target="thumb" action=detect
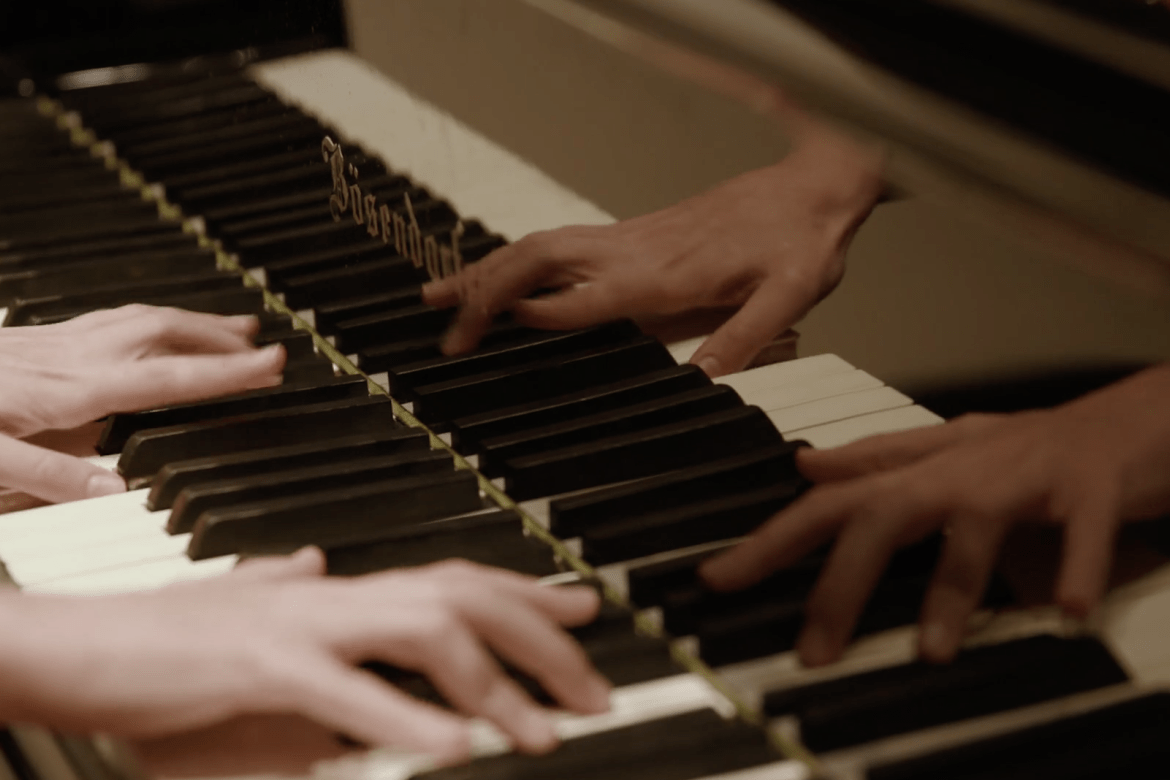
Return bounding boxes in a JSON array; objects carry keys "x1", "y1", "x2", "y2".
[
  {"x1": 0, "y1": 434, "x2": 125, "y2": 504},
  {"x1": 689, "y1": 276, "x2": 809, "y2": 377}
]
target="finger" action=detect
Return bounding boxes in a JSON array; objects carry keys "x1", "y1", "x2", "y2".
[
  {"x1": 281, "y1": 656, "x2": 472, "y2": 763},
  {"x1": 700, "y1": 485, "x2": 855, "y2": 591},
  {"x1": 917, "y1": 514, "x2": 1009, "y2": 663},
  {"x1": 114, "y1": 308, "x2": 260, "y2": 356},
  {"x1": 440, "y1": 231, "x2": 600, "y2": 355},
  {"x1": 411, "y1": 561, "x2": 601, "y2": 626},
  {"x1": 89, "y1": 345, "x2": 285, "y2": 418},
  {"x1": 689, "y1": 275, "x2": 810, "y2": 377},
  {"x1": 797, "y1": 516, "x2": 907, "y2": 666},
  {"x1": 385, "y1": 616, "x2": 559, "y2": 754},
  {"x1": 798, "y1": 414, "x2": 996, "y2": 483},
  {"x1": 511, "y1": 282, "x2": 629, "y2": 331},
  {"x1": 1056, "y1": 488, "x2": 1119, "y2": 618},
  {"x1": 421, "y1": 275, "x2": 461, "y2": 309},
  {"x1": 0, "y1": 434, "x2": 125, "y2": 503},
  {"x1": 451, "y1": 586, "x2": 610, "y2": 715},
  {"x1": 232, "y1": 547, "x2": 326, "y2": 582}
]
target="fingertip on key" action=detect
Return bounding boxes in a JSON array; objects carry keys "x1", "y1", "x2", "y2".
[{"x1": 86, "y1": 472, "x2": 127, "y2": 499}]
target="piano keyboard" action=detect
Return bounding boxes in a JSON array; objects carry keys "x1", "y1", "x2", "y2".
[{"x1": 3, "y1": 46, "x2": 1170, "y2": 780}]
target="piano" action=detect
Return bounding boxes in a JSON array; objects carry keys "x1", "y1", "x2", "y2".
[{"x1": 3, "y1": 2, "x2": 1170, "y2": 780}]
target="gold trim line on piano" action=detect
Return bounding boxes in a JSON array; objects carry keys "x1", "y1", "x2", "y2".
[{"x1": 23, "y1": 86, "x2": 823, "y2": 774}]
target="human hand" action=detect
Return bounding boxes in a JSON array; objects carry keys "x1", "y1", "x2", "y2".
[
  {"x1": 701, "y1": 365, "x2": 1170, "y2": 665},
  {"x1": 423, "y1": 128, "x2": 883, "y2": 377},
  {"x1": 0, "y1": 550, "x2": 609, "y2": 763},
  {"x1": 0, "y1": 304, "x2": 285, "y2": 503}
]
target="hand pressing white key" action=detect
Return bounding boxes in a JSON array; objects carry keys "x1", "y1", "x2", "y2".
[
  {"x1": 0, "y1": 304, "x2": 285, "y2": 503},
  {"x1": 423, "y1": 124, "x2": 883, "y2": 378},
  {"x1": 0, "y1": 551, "x2": 612, "y2": 765}
]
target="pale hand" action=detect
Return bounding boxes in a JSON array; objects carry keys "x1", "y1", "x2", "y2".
[
  {"x1": 0, "y1": 551, "x2": 610, "y2": 763},
  {"x1": 0, "y1": 305, "x2": 285, "y2": 503},
  {"x1": 423, "y1": 128, "x2": 883, "y2": 377},
  {"x1": 702, "y1": 365, "x2": 1170, "y2": 665}
]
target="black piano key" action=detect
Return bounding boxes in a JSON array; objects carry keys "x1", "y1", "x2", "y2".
[
  {"x1": 868, "y1": 692, "x2": 1170, "y2": 780},
  {"x1": 0, "y1": 214, "x2": 181, "y2": 255},
  {"x1": 168, "y1": 147, "x2": 325, "y2": 197},
  {"x1": 410, "y1": 338, "x2": 677, "y2": 426},
  {"x1": 187, "y1": 469, "x2": 483, "y2": 558},
  {"x1": 281, "y1": 256, "x2": 424, "y2": 310},
  {"x1": 118, "y1": 396, "x2": 401, "y2": 479},
  {"x1": 504, "y1": 406, "x2": 786, "y2": 501},
  {"x1": 110, "y1": 102, "x2": 293, "y2": 152},
  {"x1": 477, "y1": 385, "x2": 742, "y2": 477},
  {"x1": 627, "y1": 549, "x2": 728, "y2": 609},
  {"x1": 169, "y1": 449, "x2": 454, "y2": 534},
  {"x1": 234, "y1": 221, "x2": 384, "y2": 267},
  {"x1": 0, "y1": 199, "x2": 162, "y2": 239},
  {"x1": 261, "y1": 240, "x2": 402, "y2": 286},
  {"x1": 549, "y1": 443, "x2": 804, "y2": 538},
  {"x1": 657, "y1": 559, "x2": 824, "y2": 637},
  {"x1": 4, "y1": 271, "x2": 244, "y2": 326},
  {"x1": 98, "y1": 374, "x2": 370, "y2": 454},
  {"x1": 762, "y1": 634, "x2": 1127, "y2": 753},
  {"x1": 86, "y1": 85, "x2": 274, "y2": 133},
  {"x1": 280, "y1": 356, "x2": 338, "y2": 385},
  {"x1": 356, "y1": 320, "x2": 535, "y2": 375},
  {"x1": 332, "y1": 303, "x2": 452, "y2": 354},
  {"x1": 124, "y1": 110, "x2": 317, "y2": 159},
  {"x1": 580, "y1": 480, "x2": 805, "y2": 565},
  {"x1": 24, "y1": 285, "x2": 269, "y2": 327},
  {"x1": 0, "y1": 180, "x2": 136, "y2": 214},
  {"x1": 325, "y1": 508, "x2": 558, "y2": 577},
  {"x1": 451, "y1": 364, "x2": 711, "y2": 454},
  {"x1": 411, "y1": 708, "x2": 775, "y2": 780},
  {"x1": 307, "y1": 286, "x2": 424, "y2": 335},
  {"x1": 172, "y1": 150, "x2": 377, "y2": 210},
  {"x1": 148, "y1": 429, "x2": 431, "y2": 511},
  {"x1": 390, "y1": 320, "x2": 641, "y2": 395},
  {"x1": 0, "y1": 248, "x2": 218, "y2": 305},
  {"x1": 0, "y1": 229, "x2": 194, "y2": 271}
]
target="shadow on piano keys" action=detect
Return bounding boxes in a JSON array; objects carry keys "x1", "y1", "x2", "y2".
[{"x1": 2, "y1": 46, "x2": 1170, "y2": 780}]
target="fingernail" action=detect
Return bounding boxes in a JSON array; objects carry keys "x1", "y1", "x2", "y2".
[
  {"x1": 421, "y1": 282, "x2": 437, "y2": 301},
  {"x1": 919, "y1": 621, "x2": 953, "y2": 663},
  {"x1": 517, "y1": 709, "x2": 558, "y2": 754},
  {"x1": 695, "y1": 356, "x2": 720, "y2": 378},
  {"x1": 86, "y1": 472, "x2": 127, "y2": 498},
  {"x1": 797, "y1": 624, "x2": 835, "y2": 667},
  {"x1": 584, "y1": 675, "x2": 612, "y2": 713}
]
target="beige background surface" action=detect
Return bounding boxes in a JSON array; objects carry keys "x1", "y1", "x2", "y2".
[{"x1": 344, "y1": 0, "x2": 1170, "y2": 393}]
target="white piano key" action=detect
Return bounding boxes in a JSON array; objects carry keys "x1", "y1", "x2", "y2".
[
  {"x1": 7, "y1": 533, "x2": 191, "y2": 587},
  {"x1": 768, "y1": 386, "x2": 913, "y2": 435},
  {"x1": 667, "y1": 335, "x2": 706, "y2": 365},
  {"x1": 0, "y1": 490, "x2": 154, "y2": 545},
  {"x1": 736, "y1": 369, "x2": 884, "y2": 413},
  {"x1": 715, "y1": 354, "x2": 856, "y2": 400},
  {"x1": 24, "y1": 553, "x2": 236, "y2": 596},
  {"x1": 788, "y1": 405, "x2": 944, "y2": 449},
  {"x1": 84, "y1": 453, "x2": 121, "y2": 470},
  {"x1": 250, "y1": 50, "x2": 615, "y2": 242}
]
